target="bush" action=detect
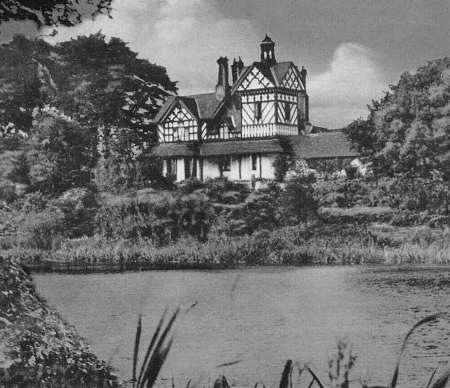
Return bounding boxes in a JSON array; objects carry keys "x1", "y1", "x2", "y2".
[
  {"x1": 53, "y1": 187, "x2": 100, "y2": 238},
  {"x1": 0, "y1": 259, "x2": 119, "y2": 387},
  {"x1": 16, "y1": 208, "x2": 65, "y2": 250},
  {"x1": 0, "y1": 181, "x2": 17, "y2": 203},
  {"x1": 96, "y1": 190, "x2": 214, "y2": 243}
]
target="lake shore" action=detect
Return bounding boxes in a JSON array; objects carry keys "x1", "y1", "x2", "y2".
[
  {"x1": 0, "y1": 258, "x2": 120, "y2": 387},
  {"x1": 3, "y1": 223, "x2": 449, "y2": 274}
]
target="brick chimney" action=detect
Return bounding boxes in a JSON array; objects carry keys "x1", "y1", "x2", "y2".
[
  {"x1": 300, "y1": 66, "x2": 307, "y2": 89},
  {"x1": 231, "y1": 58, "x2": 238, "y2": 84},
  {"x1": 215, "y1": 56, "x2": 229, "y2": 100}
]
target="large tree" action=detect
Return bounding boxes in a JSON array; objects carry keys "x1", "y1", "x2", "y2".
[
  {"x1": 0, "y1": 0, "x2": 112, "y2": 29},
  {"x1": 0, "y1": 34, "x2": 177, "y2": 196},
  {"x1": 346, "y1": 57, "x2": 450, "y2": 179}
]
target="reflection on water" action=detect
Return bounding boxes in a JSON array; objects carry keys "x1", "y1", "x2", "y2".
[{"x1": 33, "y1": 266, "x2": 450, "y2": 387}]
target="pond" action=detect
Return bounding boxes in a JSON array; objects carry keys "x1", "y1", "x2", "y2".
[{"x1": 33, "y1": 266, "x2": 450, "y2": 387}]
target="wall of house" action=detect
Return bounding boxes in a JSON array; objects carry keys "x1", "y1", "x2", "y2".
[
  {"x1": 201, "y1": 154, "x2": 276, "y2": 181},
  {"x1": 162, "y1": 154, "x2": 277, "y2": 182}
]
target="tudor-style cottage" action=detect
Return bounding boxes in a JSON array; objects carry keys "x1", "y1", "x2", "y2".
[{"x1": 153, "y1": 36, "x2": 357, "y2": 182}]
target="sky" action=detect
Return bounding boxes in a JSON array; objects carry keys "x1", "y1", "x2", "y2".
[{"x1": 1, "y1": 0, "x2": 449, "y2": 128}]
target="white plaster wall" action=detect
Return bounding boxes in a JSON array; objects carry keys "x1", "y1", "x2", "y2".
[
  {"x1": 176, "y1": 157, "x2": 185, "y2": 181},
  {"x1": 260, "y1": 154, "x2": 276, "y2": 179},
  {"x1": 201, "y1": 154, "x2": 276, "y2": 181},
  {"x1": 203, "y1": 158, "x2": 221, "y2": 180}
]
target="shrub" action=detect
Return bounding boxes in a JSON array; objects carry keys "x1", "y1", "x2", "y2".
[
  {"x1": 16, "y1": 208, "x2": 65, "y2": 250},
  {"x1": 96, "y1": 190, "x2": 214, "y2": 243},
  {"x1": 282, "y1": 164, "x2": 318, "y2": 224},
  {"x1": 0, "y1": 181, "x2": 17, "y2": 203},
  {"x1": 53, "y1": 187, "x2": 100, "y2": 238}
]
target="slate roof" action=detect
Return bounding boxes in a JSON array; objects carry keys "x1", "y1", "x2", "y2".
[
  {"x1": 152, "y1": 143, "x2": 198, "y2": 157},
  {"x1": 186, "y1": 93, "x2": 220, "y2": 119},
  {"x1": 153, "y1": 92, "x2": 221, "y2": 124},
  {"x1": 152, "y1": 95, "x2": 176, "y2": 123},
  {"x1": 201, "y1": 138, "x2": 283, "y2": 156},
  {"x1": 271, "y1": 62, "x2": 293, "y2": 85},
  {"x1": 288, "y1": 132, "x2": 359, "y2": 159},
  {"x1": 153, "y1": 131, "x2": 358, "y2": 160}
]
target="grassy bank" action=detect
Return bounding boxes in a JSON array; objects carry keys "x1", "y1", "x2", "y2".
[
  {"x1": 2, "y1": 223, "x2": 449, "y2": 273},
  {"x1": 0, "y1": 258, "x2": 120, "y2": 387}
]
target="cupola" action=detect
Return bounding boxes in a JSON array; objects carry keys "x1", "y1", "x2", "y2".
[{"x1": 260, "y1": 34, "x2": 276, "y2": 65}]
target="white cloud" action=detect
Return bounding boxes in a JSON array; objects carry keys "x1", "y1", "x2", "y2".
[
  {"x1": 45, "y1": 0, "x2": 259, "y2": 95},
  {"x1": 308, "y1": 43, "x2": 388, "y2": 128}
]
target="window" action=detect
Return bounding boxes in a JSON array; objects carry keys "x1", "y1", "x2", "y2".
[
  {"x1": 251, "y1": 154, "x2": 258, "y2": 171},
  {"x1": 184, "y1": 158, "x2": 191, "y2": 179},
  {"x1": 285, "y1": 102, "x2": 291, "y2": 121},
  {"x1": 221, "y1": 156, "x2": 231, "y2": 172},
  {"x1": 254, "y1": 101, "x2": 262, "y2": 122},
  {"x1": 167, "y1": 158, "x2": 177, "y2": 176},
  {"x1": 173, "y1": 124, "x2": 182, "y2": 141}
]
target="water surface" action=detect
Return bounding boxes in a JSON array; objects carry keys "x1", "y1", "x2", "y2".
[{"x1": 33, "y1": 266, "x2": 450, "y2": 387}]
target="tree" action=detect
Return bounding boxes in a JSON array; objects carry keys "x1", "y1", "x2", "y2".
[
  {"x1": 345, "y1": 57, "x2": 450, "y2": 179},
  {"x1": 282, "y1": 161, "x2": 319, "y2": 224},
  {"x1": 0, "y1": 0, "x2": 112, "y2": 29},
  {"x1": 0, "y1": 35, "x2": 56, "y2": 135},
  {"x1": 26, "y1": 111, "x2": 98, "y2": 193},
  {"x1": 0, "y1": 34, "x2": 177, "y2": 194}
]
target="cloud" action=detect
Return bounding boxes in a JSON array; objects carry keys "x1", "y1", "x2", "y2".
[
  {"x1": 44, "y1": 0, "x2": 259, "y2": 95},
  {"x1": 308, "y1": 43, "x2": 388, "y2": 128}
]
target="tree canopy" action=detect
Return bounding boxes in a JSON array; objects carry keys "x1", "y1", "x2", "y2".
[
  {"x1": 0, "y1": 0, "x2": 112, "y2": 29},
  {"x1": 346, "y1": 57, "x2": 450, "y2": 179},
  {"x1": 0, "y1": 33, "x2": 177, "y2": 197}
]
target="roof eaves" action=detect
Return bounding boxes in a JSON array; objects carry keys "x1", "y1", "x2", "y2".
[{"x1": 152, "y1": 96, "x2": 177, "y2": 124}]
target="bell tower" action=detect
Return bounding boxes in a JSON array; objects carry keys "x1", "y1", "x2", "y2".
[{"x1": 260, "y1": 34, "x2": 276, "y2": 65}]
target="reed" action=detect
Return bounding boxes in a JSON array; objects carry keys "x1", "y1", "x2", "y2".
[{"x1": 129, "y1": 312, "x2": 450, "y2": 388}]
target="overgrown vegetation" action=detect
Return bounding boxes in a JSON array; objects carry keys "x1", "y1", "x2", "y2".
[{"x1": 0, "y1": 259, "x2": 119, "y2": 387}]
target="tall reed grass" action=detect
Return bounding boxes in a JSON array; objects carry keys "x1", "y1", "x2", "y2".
[
  {"x1": 130, "y1": 312, "x2": 450, "y2": 388},
  {"x1": 2, "y1": 224, "x2": 450, "y2": 272}
]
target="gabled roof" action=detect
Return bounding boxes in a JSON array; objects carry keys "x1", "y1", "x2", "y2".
[
  {"x1": 153, "y1": 93, "x2": 221, "y2": 124},
  {"x1": 186, "y1": 93, "x2": 220, "y2": 119},
  {"x1": 271, "y1": 61, "x2": 294, "y2": 86},
  {"x1": 288, "y1": 131, "x2": 359, "y2": 159},
  {"x1": 152, "y1": 95, "x2": 177, "y2": 123}
]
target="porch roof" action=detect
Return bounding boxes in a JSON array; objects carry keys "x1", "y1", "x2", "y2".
[
  {"x1": 152, "y1": 143, "x2": 198, "y2": 157},
  {"x1": 200, "y1": 138, "x2": 283, "y2": 156}
]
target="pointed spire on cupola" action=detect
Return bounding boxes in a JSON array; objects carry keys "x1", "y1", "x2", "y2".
[{"x1": 260, "y1": 34, "x2": 276, "y2": 65}]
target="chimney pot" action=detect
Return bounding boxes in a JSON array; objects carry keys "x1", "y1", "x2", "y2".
[{"x1": 215, "y1": 56, "x2": 230, "y2": 100}]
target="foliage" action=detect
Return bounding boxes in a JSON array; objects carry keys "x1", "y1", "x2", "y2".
[
  {"x1": 26, "y1": 112, "x2": 97, "y2": 193},
  {"x1": 15, "y1": 207, "x2": 65, "y2": 250},
  {"x1": 0, "y1": 33, "x2": 177, "y2": 195},
  {"x1": 96, "y1": 190, "x2": 214, "y2": 243},
  {"x1": 0, "y1": 259, "x2": 119, "y2": 387},
  {"x1": 282, "y1": 160, "x2": 319, "y2": 224},
  {"x1": 345, "y1": 57, "x2": 450, "y2": 179},
  {"x1": 0, "y1": 0, "x2": 112, "y2": 29},
  {"x1": 53, "y1": 187, "x2": 100, "y2": 238}
]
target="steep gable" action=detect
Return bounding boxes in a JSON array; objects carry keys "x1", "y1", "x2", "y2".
[
  {"x1": 281, "y1": 65, "x2": 303, "y2": 90},
  {"x1": 237, "y1": 65, "x2": 274, "y2": 91}
]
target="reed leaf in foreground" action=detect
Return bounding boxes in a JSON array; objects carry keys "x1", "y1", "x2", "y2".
[
  {"x1": 132, "y1": 315, "x2": 142, "y2": 387},
  {"x1": 429, "y1": 369, "x2": 450, "y2": 388},
  {"x1": 133, "y1": 308, "x2": 180, "y2": 388},
  {"x1": 389, "y1": 313, "x2": 443, "y2": 388},
  {"x1": 279, "y1": 359, "x2": 292, "y2": 388},
  {"x1": 425, "y1": 368, "x2": 439, "y2": 388}
]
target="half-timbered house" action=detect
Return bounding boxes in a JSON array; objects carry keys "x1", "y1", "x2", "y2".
[{"x1": 152, "y1": 36, "x2": 357, "y2": 182}]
